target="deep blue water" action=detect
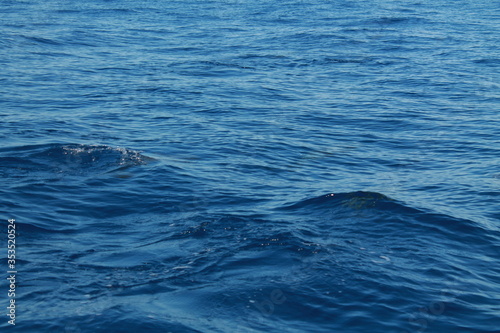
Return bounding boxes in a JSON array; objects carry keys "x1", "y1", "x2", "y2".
[{"x1": 1, "y1": 0, "x2": 500, "y2": 332}]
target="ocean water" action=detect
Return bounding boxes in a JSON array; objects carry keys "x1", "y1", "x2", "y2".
[{"x1": 1, "y1": 0, "x2": 499, "y2": 332}]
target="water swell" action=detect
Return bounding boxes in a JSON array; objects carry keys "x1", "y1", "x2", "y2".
[
  {"x1": 7, "y1": 187, "x2": 500, "y2": 332},
  {"x1": 0, "y1": 143, "x2": 154, "y2": 180},
  {"x1": 277, "y1": 191, "x2": 495, "y2": 247},
  {"x1": 2, "y1": 0, "x2": 500, "y2": 331}
]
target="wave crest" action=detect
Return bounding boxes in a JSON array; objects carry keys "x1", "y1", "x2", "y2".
[{"x1": 0, "y1": 143, "x2": 153, "y2": 180}]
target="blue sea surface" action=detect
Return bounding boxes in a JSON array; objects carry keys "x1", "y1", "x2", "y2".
[{"x1": 1, "y1": 0, "x2": 499, "y2": 332}]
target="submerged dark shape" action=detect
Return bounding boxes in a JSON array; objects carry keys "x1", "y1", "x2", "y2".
[{"x1": 279, "y1": 191, "x2": 391, "y2": 211}]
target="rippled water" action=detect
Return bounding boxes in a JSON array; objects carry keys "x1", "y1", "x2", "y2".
[{"x1": 1, "y1": 0, "x2": 499, "y2": 332}]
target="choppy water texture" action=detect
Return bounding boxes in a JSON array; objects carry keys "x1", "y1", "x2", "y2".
[{"x1": 1, "y1": 1, "x2": 499, "y2": 332}]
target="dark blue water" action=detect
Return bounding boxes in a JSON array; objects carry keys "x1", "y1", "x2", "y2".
[{"x1": 1, "y1": 1, "x2": 499, "y2": 332}]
